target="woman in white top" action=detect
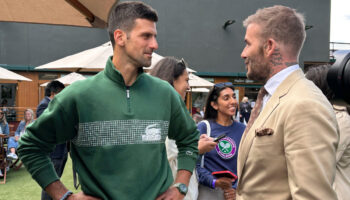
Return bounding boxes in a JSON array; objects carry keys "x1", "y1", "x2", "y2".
[{"x1": 150, "y1": 57, "x2": 217, "y2": 200}]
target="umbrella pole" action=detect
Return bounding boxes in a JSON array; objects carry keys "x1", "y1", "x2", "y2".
[{"x1": 186, "y1": 91, "x2": 192, "y2": 116}]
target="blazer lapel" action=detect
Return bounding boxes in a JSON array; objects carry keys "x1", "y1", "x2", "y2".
[
  {"x1": 238, "y1": 69, "x2": 305, "y2": 180},
  {"x1": 237, "y1": 96, "x2": 280, "y2": 177}
]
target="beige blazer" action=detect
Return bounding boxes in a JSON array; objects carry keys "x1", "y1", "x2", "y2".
[
  {"x1": 333, "y1": 105, "x2": 350, "y2": 200},
  {"x1": 236, "y1": 69, "x2": 339, "y2": 200}
]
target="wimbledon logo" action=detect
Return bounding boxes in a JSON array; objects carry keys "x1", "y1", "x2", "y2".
[{"x1": 215, "y1": 137, "x2": 236, "y2": 159}]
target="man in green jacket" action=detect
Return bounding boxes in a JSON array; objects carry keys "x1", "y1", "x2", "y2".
[{"x1": 18, "y1": 2, "x2": 199, "y2": 200}]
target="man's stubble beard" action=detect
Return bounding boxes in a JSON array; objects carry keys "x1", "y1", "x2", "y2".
[{"x1": 246, "y1": 47, "x2": 271, "y2": 84}]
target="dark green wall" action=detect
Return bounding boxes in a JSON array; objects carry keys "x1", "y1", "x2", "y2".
[
  {"x1": 1, "y1": 0, "x2": 330, "y2": 76},
  {"x1": 139, "y1": 0, "x2": 331, "y2": 75},
  {"x1": 0, "y1": 22, "x2": 109, "y2": 67}
]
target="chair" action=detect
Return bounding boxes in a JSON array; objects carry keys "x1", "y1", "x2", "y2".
[
  {"x1": 0, "y1": 134, "x2": 8, "y2": 184},
  {"x1": 9, "y1": 157, "x2": 22, "y2": 170},
  {"x1": 8, "y1": 121, "x2": 21, "y2": 136}
]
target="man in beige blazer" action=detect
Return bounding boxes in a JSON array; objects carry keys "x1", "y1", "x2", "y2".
[{"x1": 237, "y1": 5, "x2": 339, "y2": 200}]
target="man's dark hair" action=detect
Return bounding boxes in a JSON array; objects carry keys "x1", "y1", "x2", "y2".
[
  {"x1": 305, "y1": 65, "x2": 335, "y2": 101},
  {"x1": 107, "y1": 1, "x2": 158, "y2": 48},
  {"x1": 45, "y1": 80, "x2": 65, "y2": 97}
]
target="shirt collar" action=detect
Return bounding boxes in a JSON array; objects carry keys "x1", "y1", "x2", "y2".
[{"x1": 264, "y1": 64, "x2": 299, "y2": 96}]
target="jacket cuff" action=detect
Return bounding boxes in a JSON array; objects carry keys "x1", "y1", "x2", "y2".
[
  {"x1": 32, "y1": 163, "x2": 60, "y2": 189},
  {"x1": 177, "y1": 155, "x2": 197, "y2": 173}
]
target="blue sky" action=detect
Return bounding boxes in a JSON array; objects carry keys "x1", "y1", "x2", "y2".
[{"x1": 331, "y1": 0, "x2": 350, "y2": 43}]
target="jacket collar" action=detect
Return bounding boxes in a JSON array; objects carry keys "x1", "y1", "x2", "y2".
[
  {"x1": 45, "y1": 96, "x2": 51, "y2": 102},
  {"x1": 104, "y1": 56, "x2": 145, "y2": 86}
]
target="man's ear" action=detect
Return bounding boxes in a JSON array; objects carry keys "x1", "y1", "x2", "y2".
[
  {"x1": 114, "y1": 29, "x2": 126, "y2": 46},
  {"x1": 264, "y1": 38, "x2": 276, "y2": 57},
  {"x1": 210, "y1": 101, "x2": 218, "y2": 111}
]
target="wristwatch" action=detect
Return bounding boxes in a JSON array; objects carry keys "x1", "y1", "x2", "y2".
[{"x1": 173, "y1": 183, "x2": 188, "y2": 195}]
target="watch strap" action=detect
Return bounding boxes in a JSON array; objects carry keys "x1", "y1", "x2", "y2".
[{"x1": 173, "y1": 183, "x2": 188, "y2": 195}]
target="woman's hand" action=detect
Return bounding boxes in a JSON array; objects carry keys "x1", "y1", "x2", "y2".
[
  {"x1": 223, "y1": 188, "x2": 236, "y2": 200},
  {"x1": 215, "y1": 177, "x2": 232, "y2": 190},
  {"x1": 198, "y1": 134, "x2": 217, "y2": 154}
]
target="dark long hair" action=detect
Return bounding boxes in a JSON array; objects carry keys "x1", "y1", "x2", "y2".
[
  {"x1": 305, "y1": 64, "x2": 335, "y2": 101},
  {"x1": 0, "y1": 110, "x2": 7, "y2": 125},
  {"x1": 149, "y1": 57, "x2": 187, "y2": 86},
  {"x1": 204, "y1": 84, "x2": 235, "y2": 120}
]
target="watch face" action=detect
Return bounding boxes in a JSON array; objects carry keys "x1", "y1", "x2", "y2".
[{"x1": 178, "y1": 183, "x2": 188, "y2": 194}]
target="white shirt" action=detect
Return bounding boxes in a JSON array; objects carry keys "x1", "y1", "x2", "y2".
[{"x1": 262, "y1": 65, "x2": 300, "y2": 109}]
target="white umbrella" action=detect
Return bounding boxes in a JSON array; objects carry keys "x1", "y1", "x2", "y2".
[
  {"x1": 189, "y1": 73, "x2": 214, "y2": 88},
  {"x1": 36, "y1": 42, "x2": 112, "y2": 72},
  {"x1": 35, "y1": 42, "x2": 167, "y2": 72},
  {"x1": 0, "y1": 67, "x2": 32, "y2": 81},
  {"x1": 40, "y1": 72, "x2": 86, "y2": 86},
  {"x1": 191, "y1": 88, "x2": 210, "y2": 93}
]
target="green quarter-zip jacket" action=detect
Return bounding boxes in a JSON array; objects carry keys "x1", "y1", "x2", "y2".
[{"x1": 18, "y1": 57, "x2": 199, "y2": 200}]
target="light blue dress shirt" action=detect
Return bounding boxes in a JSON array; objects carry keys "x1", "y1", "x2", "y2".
[{"x1": 262, "y1": 65, "x2": 300, "y2": 109}]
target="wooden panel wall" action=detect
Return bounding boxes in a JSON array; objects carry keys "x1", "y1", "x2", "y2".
[
  {"x1": 16, "y1": 71, "x2": 40, "y2": 111},
  {"x1": 214, "y1": 77, "x2": 229, "y2": 84}
]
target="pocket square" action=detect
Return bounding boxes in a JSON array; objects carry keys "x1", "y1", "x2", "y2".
[{"x1": 255, "y1": 127, "x2": 274, "y2": 136}]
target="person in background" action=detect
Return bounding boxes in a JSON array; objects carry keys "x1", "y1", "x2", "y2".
[
  {"x1": 37, "y1": 80, "x2": 66, "y2": 200},
  {"x1": 150, "y1": 57, "x2": 190, "y2": 100},
  {"x1": 37, "y1": 80, "x2": 65, "y2": 117},
  {"x1": 7, "y1": 109, "x2": 35, "y2": 160},
  {"x1": 0, "y1": 109, "x2": 8, "y2": 178},
  {"x1": 192, "y1": 113, "x2": 203, "y2": 124},
  {"x1": 18, "y1": 2, "x2": 198, "y2": 200},
  {"x1": 150, "y1": 56, "x2": 216, "y2": 200},
  {"x1": 0, "y1": 99, "x2": 10, "y2": 117},
  {"x1": 239, "y1": 97, "x2": 251, "y2": 123},
  {"x1": 306, "y1": 64, "x2": 350, "y2": 200},
  {"x1": 0, "y1": 110, "x2": 9, "y2": 136},
  {"x1": 196, "y1": 82, "x2": 245, "y2": 200},
  {"x1": 237, "y1": 5, "x2": 338, "y2": 199}
]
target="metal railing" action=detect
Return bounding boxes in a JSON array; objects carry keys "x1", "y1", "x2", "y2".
[{"x1": 330, "y1": 42, "x2": 350, "y2": 58}]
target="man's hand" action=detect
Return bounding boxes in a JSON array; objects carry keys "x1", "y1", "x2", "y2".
[
  {"x1": 155, "y1": 187, "x2": 184, "y2": 200},
  {"x1": 156, "y1": 170, "x2": 191, "y2": 200},
  {"x1": 67, "y1": 192, "x2": 101, "y2": 200},
  {"x1": 223, "y1": 188, "x2": 236, "y2": 200},
  {"x1": 45, "y1": 181, "x2": 101, "y2": 200},
  {"x1": 215, "y1": 177, "x2": 232, "y2": 190},
  {"x1": 198, "y1": 134, "x2": 217, "y2": 154}
]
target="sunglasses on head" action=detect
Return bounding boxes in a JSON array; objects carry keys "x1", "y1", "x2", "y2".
[
  {"x1": 214, "y1": 82, "x2": 233, "y2": 88},
  {"x1": 178, "y1": 58, "x2": 187, "y2": 67}
]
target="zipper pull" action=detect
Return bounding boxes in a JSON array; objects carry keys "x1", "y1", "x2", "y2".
[{"x1": 126, "y1": 89, "x2": 130, "y2": 99}]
